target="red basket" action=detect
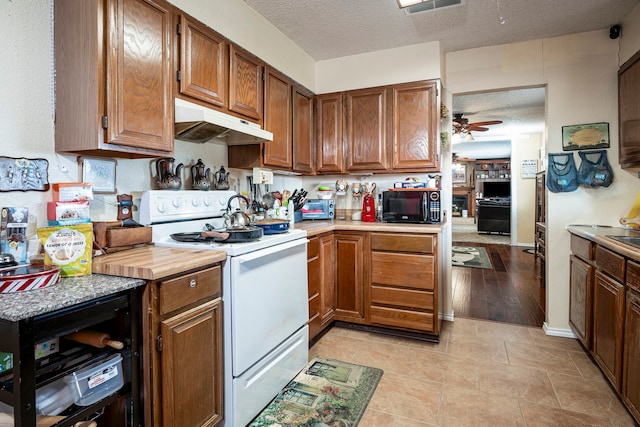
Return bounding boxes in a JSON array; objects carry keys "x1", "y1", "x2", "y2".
[{"x1": 0, "y1": 265, "x2": 61, "y2": 293}]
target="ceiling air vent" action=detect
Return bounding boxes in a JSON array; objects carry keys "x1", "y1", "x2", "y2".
[{"x1": 404, "y1": 0, "x2": 464, "y2": 15}]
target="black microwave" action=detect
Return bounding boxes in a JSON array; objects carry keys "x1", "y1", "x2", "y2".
[{"x1": 382, "y1": 190, "x2": 441, "y2": 224}]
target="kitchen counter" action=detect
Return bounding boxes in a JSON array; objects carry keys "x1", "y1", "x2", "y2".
[
  {"x1": 297, "y1": 219, "x2": 445, "y2": 237},
  {"x1": 0, "y1": 274, "x2": 144, "y2": 322},
  {"x1": 567, "y1": 225, "x2": 640, "y2": 261},
  {"x1": 0, "y1": 246, "x2": 228, "y2": 322},
  {"x1": 92, "y1": 245, "x2": 227, "y2": 280}
]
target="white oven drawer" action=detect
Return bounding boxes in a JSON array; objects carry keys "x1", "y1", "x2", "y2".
[{"x1": 232, "y1": 325, "x2": 309, "y2": 427}]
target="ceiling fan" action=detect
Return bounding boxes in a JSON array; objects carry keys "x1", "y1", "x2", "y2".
[{"x1": 452, "y1": 113, "x2": 503, "y2": 135}]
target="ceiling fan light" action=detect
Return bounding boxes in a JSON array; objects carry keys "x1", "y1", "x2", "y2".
[
  {"x1": 397, "y1": 0, "x2": 423, "y2": 8},
  {"x1": 465, "y1": 133, "x2": 474, "y2": 141}
]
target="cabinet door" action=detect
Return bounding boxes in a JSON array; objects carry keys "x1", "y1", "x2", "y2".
[
  {"x1": 229, "y1": 44, "x2": 263, "y2": 121},
  {"x1": 623, "y1": 290, "x2": 640, "y2": 422},
  {"x1": 106, "y1": 0, "x2": 174, "y2": 152},
  {"x1": 263, "y1": 67, "x2": 292, "y2": 169},
  {"x1": 345, "y1": 87, "x2": 388, "y2": 172},
  {"x1": 390, "y1": 81, "x2": 439, "y2": 171},
  {"x1": 569, "y1": 254, "x2": 594, "y2": 349},
  {"x1": 316, "y1": 93, "x2": 345, "y2": 174},
  {"x1": 177, "y1": 13, "x2": 227, "y2": 108},
  {"x1": 334, "y1": 233, "x2": 366, "y2": 320},
  {"x1": 319, "y1": 233, "x2": 336, "y2": 326},
  {"x1": 161, "y1": 299, "x2": 223, "y2": 427},
  {"x1": 292, "y1": 85, "x2": 315, "y2": 173},
  {"x1": 619, "y1": 51, "x2": 640, "y2": 168},
  {"x1": 593, "y1": 271, "x2": 625, "y2": 391}
]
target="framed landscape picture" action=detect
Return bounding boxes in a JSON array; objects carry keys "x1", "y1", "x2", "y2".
[
  {"x1": 562, "y1": 122, "x2": 610, "y2": 151},
  {"x1": 452, "y1": 163, "x2": 467, "y2": 183}
]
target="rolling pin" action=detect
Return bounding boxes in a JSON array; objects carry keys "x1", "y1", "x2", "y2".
[{"x1": 64, "y1": 330, "x2": 124, "y2": 350}]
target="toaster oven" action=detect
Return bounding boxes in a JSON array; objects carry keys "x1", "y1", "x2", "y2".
[{"x1": 301, "y1": 199, "x2": 335, "y2": 220}]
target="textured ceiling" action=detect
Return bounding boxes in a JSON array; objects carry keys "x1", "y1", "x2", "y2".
[
  {"x1": 243, "y1": 0, "x2": 638, "y2": 61},
  {"x1": 242, "y1": 0, "x2": 635, "y2": 154}
]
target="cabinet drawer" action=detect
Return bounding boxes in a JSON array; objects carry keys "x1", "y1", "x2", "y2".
[
  {"x1": 571, "y1": 234, "x2": 594, "y2": 261},
  {"x1": 371, "y1": 285, "x2": 433, "y2": 310},
  {"x1": 371, "y1": 252, "x2": 435, "y2": 290},
  {"x1": 628, "y1": 260, "x2": 640, "y2": 293},
  {"x1": 159, "y1": 265, "x2": 222, "y2": 315},
  {"x1": 371, "y1": 233, "x2": 435, "y2": 254},
  {"x1": 596, "y1": 246, "x2": 626, "y2": 283},
  {"x1": 370, "y1": 306, "x2": 434, "y2": 332}
]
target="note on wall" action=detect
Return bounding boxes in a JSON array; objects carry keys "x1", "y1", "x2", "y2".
[{"x1": 521, "y1": 159, "x2": 538, "y2": 179}]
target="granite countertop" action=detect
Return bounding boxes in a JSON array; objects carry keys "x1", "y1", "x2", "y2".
[
  {"x1": 0, "y1": 274, "x2": 145, "y2": 322},
  {"x1": 297, "y1": 219, "x2": 445, "y2": 237},
  {"x1": 567, "y1": 225, "x2": 640, "y2": 261}
]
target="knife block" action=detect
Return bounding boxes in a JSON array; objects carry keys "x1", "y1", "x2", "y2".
[{"x1": 93, "y1": 222, "x2": 152, "y2": 252}]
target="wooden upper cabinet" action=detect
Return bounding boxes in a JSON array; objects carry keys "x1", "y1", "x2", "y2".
[
  {"x1": 619, "y1": 50, "x2": 640, "y2": 168},
  {"x1": 292, "y1": 84, "x2": 315, "y2": 173},
  {"x1": 391, "y1": 81, "x2": 440, "y2": 171},
  {"x1": 55, "y1": 0, "x2": 174, "y2": 158},
  {"x1": 229, "y1": 44, "x2": 263, "y2": 122},
  {"x1": 345, "y1": 87, "x2": 389, "y2": 172},
  {"x1": 316, "y1": 92, "x2": 345, "y2": 174},
  {"x1": 176, "y1": 13, "x2": 227, "y2": 108},
  {"x1": 263, "y1": 67, "x2": 293, "y2": 169}
]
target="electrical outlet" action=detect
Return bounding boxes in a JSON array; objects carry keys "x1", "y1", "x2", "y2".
[{"x1": 252, "y1": 168, "x2": 273, "y2": 184}]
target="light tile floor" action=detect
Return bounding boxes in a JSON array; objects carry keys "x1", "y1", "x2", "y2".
[{"x1": 309, "y1": 318, "x2": 637, "y2": 426}]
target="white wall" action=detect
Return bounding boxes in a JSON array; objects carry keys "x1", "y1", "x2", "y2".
[
  {"x1": 447, "y1": 27, "x2": 640, "y2": 334},
  {"x1": 512, "y1": 133, "x2": 542, "y2": 247}
]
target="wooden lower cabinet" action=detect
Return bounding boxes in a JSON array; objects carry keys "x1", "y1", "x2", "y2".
[
  {"x1": 143, "y1": 264, "x2": 224, "y2": 427},
  {"x1": 593, "y1": 270, "x2": 626, "y2": 391},
  {"x1": 334, "y1": 232, "x2": 367, "y2": 321},
  {"x1": 569, "y1": 254, "x2": 594, "y2": 349},
  {"x1": 623, "y1": 289, "x2": 640, "y2": 421},
  {"x1": 369, "y1": 233, "x2": 438, "y2": 335}
]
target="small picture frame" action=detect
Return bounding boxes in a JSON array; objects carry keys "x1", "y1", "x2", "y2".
[
  {"x1": 78, "y1": 156, "x2": 117, "y2": 194},
  {"x1": 562, "y1": 122, "x2": 610, "y2": 151},
  {"x1": 452, "y1": 163, "x2": 467, "y2": 183}
]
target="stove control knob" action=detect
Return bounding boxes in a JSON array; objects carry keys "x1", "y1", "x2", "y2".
[
  {"x1": 192, "y1": 198, "x2": 201, "y2": 207},
  {"x1": 157, "y1": 202, "x2": 166, "y2": 213},
  {"x1": 172, "y1": 198, "x2": 183, "y2": 208},
  {"x1": 203, "y1": 197, "x2": 211, "y2": 207}
]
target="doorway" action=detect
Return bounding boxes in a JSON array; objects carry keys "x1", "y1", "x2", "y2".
[{"x1": 450, "y1": 86, "x2": 546, "y2": 326}]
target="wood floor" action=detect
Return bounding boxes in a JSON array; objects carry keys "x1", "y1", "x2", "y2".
[{"x1": 451, "y1": 242, "x2": 546, "y2": 327}]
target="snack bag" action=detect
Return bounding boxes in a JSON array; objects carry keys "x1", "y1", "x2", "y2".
[{"x1": 37, "y1": 223, "x2": 93, "y2": 276}]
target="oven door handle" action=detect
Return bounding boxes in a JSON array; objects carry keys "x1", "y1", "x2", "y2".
[{"x1": 238, "y1": 238, "x2": 308, "y2": 264}]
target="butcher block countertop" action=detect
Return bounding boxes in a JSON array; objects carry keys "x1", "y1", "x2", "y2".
[{"x1": 92, "y1": 245, "x2": 227, "y2": 280}]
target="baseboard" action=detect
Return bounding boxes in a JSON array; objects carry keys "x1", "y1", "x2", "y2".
[
  {"x1": 542, "y1": 322, "x2": 578, "y2": 338},
  {"x1": 439, "y1": 312, "x2": 455, "y2": 322}
]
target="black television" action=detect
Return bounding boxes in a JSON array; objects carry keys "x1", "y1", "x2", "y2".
[{"x1": 483, "y1": 181, "x2": 510, "y2": 198}]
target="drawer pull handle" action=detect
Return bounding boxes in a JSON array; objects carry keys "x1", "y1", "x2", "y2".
[{"x1": 190, "y1": 279, "x2": 197, "y2": 288}]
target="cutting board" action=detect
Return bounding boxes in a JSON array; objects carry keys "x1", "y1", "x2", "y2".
[{"x1": 92, "y1": 246, "x2": 226, "y2": 280}]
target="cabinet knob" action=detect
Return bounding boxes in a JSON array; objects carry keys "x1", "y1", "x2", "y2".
[{"x1": 190, "y1": 279, "x2": 197, "y2": 288}]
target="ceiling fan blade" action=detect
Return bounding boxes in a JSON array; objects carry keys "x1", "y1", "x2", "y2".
[
  {"x1": 469, "y1": 120, "x2": 503, "y2": 126},
  {"x1": 468, "y1": 126, "x2": 489, "y2": 131}
]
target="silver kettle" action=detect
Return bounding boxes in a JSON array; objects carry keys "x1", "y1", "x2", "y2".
[{"x1": 224, "y1": 195, "x2": 251, "y2": 229}]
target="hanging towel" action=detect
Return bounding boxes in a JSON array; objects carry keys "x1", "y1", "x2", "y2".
[
  {"x1": 546, "y1": 153, "x2": 579, "y2": 193},
  {"x1": 577, "y1": 150, "x2": 614, "y2": 187}
]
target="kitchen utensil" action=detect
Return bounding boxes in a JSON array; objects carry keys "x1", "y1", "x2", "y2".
[
  {"x1": 191, "y1": 159, "x2": 211, "y2": 191},
  {"x1": 253, "y1": 219, "x2": 290, "y2": 234},
  {"x1": 64, "y1": 330, "x2": 124, "y2": 349},
  {"x1": 224, "y1": 195, "x2": 252, "y2": 228},
  {"x1": 262, "y1": 193, "x2": 276, "y2": 209},
  {"x1": 155, "y1": 157, "x2": 183, "y2": 190},
  {"x1": 171, "y1": 226, "x2": 263, "y2": 243}
]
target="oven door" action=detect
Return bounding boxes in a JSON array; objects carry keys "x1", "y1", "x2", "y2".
[{"x1": 228, "y1": 238, "x2": 309, "y2": 376}]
